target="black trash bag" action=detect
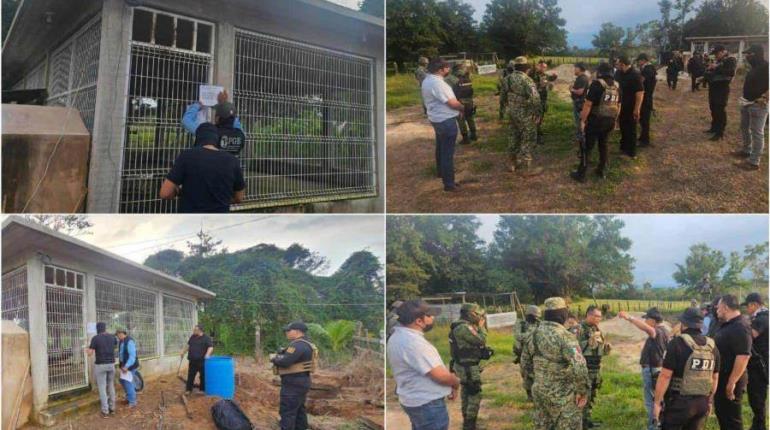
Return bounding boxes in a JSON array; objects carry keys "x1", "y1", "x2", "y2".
[{"x1": 211, "y1": 399, "x2": 254, "y2": 430}]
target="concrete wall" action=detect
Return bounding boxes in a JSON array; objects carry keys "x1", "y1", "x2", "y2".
[
  {"x1": 86, "y1": 0, "x2": 384, "y2": 213},
  {"x1": 2, "y1": 321, "x2": 33, "y2": 429},
  {"x1": 18, "y1": 250, "x2": 199, "y2": 414}
]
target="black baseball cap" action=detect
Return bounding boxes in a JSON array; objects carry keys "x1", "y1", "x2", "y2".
[
  {"x1": 642, "y1": 307, "x2": 663, "y2": 322},
  {"x1": 397, "y1": 300, "x2": 441, "y2": 325},
  {"x1": 283, "y1": 321, "x2": 308, "y2": 333},
  {"x1": 741, "y1": 292, "x2": 764, "y2": 307},
  {"x1": 679, "y1": 307, "x2": 704, "y2": 329},
  {"x1": 636, "y1": 53, "x2": 649, "y2": 62},
  {"x1": 214, "y1": 102, "x2": 236, "y2": 120}
]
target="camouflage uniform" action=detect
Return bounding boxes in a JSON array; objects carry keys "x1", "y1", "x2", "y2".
[
  {"x1": 497, "y1": 67, "x2": 513, "y2": 120},
  {"x1": 521, "y1": 297, "x2": 590, "y2": 430},
  {"x1": 449, "y1": 304, "x2": 491, "y2": 430},
  {"x1": 445, "y1": 64, "x2": 477, "y2": 143},
  {"x1": 504, "y1": 58, "x2": 542, "y2": 171},
  {"x1": 570, "y1": 321, "x2": 611, "y2": 428},
  {"x1": 530, "y1": 68, "x2": 557, "y2": 145},
  {"x1": 513, "y1": 305, "x2": 541, "y2": 401}
]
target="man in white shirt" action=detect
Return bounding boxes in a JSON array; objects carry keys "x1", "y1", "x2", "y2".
[
  {"x1": 388, "y1": 300, "x2": 461, "y2": 430},
  {"x1": 421, "y1": 58, "x2": 466, "y2": 192}
]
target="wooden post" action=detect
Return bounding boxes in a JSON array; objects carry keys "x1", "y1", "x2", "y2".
[{"x1": 254, "y1": 324, "x2": 261, "y2": 360}]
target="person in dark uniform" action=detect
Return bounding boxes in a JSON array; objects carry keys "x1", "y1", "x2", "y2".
[
  {"x1": 666, "y1": 52, "x2": 683, "y2": 90},
  {"x1": 615, "y1": 54, "x2": 645, "y2": 158},
  {"x1": 271, "y1": 321, "x2": 318, "y2": 430},
  {"x1": 742, "y1": 293, "x2": 768, "y2": 430},
  {"x1": 704, "y1": 45, "x2": 737, "y2": 141},
  {"x1": 571, "y1": 62, "x2": 619, "y2": 182},
  {"x1": 637, "y1": 54, "x2": 657, "y2": 147},
  {"x1": 701, "y1": 53, "x2": 711, "y2": 89},
  {"x1": 687, "y1": 52, "x2": 706, "y2": 92},
  {"x1": 181, "y1": 324, "x2": 213, "y2": 395},
  {"x1": 653, "y1": 307, "x2": 721, "y2": 430},
  {"x1": 713, "y1": 294, "x2": 753, "y2": 430}
]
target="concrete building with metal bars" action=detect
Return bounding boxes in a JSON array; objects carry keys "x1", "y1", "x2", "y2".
[
  {"x1": 3, "y1": 0, "x2": 384, "y2": 213},
  {"x1": 1, "y1": 217, "x2": 215, "y2": 425}
]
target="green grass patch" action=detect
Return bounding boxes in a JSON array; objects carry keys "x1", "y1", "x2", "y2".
[{"x1": 387, "y1": 74, "x2": 501, "y2": 110}]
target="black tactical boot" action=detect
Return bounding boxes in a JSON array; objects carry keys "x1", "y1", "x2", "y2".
[
  {"x1": 461, "y1": 134, "x2": 471, "y2": 145},
  {"x1": 570, "y1": 166, "x2": 587, "y2": 182},
  {"x1": 463, "y1": 418, "x2": 477, "y2": 430},
  {"x1": 470, "y1": 130, "x2": 478, "y2": 141}
]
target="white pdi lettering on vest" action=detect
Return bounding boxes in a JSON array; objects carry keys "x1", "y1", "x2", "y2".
[
  {"x1": 220, "y1": 136, "x2": 240, "y2": 148},
  {"x1": 689, "y1": 358, "x2": 715, "y2": 371}
]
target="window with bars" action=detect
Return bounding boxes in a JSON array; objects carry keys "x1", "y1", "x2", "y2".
[
  {"x1": 163, "y1": 295, "x2": 195, "y2": 355},
  {"x1": 2, "y1": 267, "x2": 29, "y2": 331},
  {"x1": 232, "y1": 30, "x2": 377, "y2": 208},
  {"x1": 119, "y1": 8, "x2": 214, "y2": 213},
  {"x1": 46, "y1": 18, "x2": 101, "y2": 133},
  {"x1": 95, "y1": 278, "x2": 158, "y2": 358},
  {"x1": 44, "y1": 265, "x2": 88, "y2": 394}
]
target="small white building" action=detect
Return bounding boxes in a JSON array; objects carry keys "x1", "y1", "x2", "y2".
[
  {"x1": 1, "y1": 217, "x2": 215, "y2": 425},
  {"x1": 686, "y1": 34, "x2": 769, "y2": 66}
]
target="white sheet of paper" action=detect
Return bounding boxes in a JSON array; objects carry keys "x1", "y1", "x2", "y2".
[
  {"x1": 86, "y1": 322, "x2": 97, "y2": 335},
  {"x1": 120, "y1": 370, "x2": 133, "y2": 383},
  {"x1": 199, "y1": 85, "x2": 224, "y2": 106}
]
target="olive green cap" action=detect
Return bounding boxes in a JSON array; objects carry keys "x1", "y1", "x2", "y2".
[
  {"x1": 461, "y1": 303, "x2": 481, "y2": 313},
  {"x1": 544, "y1": 297, "x2": 567, "y2": 310},
  {"x1": 513, "y1": 56, "x2": 528, "y2": 65},
  {"x1": 525, "y1": 305, "x2": 541, "y2": 317}
]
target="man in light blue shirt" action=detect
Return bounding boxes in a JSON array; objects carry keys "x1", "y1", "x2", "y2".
[
  {"x1": 421, "y1": 59, "x2": 465, "y2": 192},
  {"x1": 116, "y1": 329, "x2": 139, "y2": 408},
  {"x1": 387, "y1": 300, "x2": 460, "y2": 430},
  {"x1": 701, "y1": 304, "x2": 712, "y2": 336}
]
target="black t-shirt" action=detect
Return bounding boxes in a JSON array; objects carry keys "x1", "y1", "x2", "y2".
[
  {"x1": 616, "y1": 67, "x2": 644, "y2": 117},
  {"x1": 640, "y1": 325, "x2": 670, "y2": 367},
  {"x1": 166, "y1": 147, "x2": 245, "y2": 213},
  {"x1": 584, "y1": 79, "x2": 616, "y2": 133},
  {"x1": 714, "y1": 314, "x2": 752, "y2": 390},
  {"x1": 743, "y1": 60, "x2": 769, "y2": 101},
  {"x1": 662, "y1": 328, "x2": 721, "y2": 380},
  {"x1": 640, "y1": 64, "x2": 657, "y2": 95},
  {"x1": 187, "y1": 334, "x2": 213, "y2": 361},
  {"x1": 89, "y1": 333, "x2": 117, "y2": 365},
  {"x1": 571, "y1": 74, "x2": 590, "y2": 101},
  {"x1": 750, "y1": 309, "x2": 769, "y2": 365}
]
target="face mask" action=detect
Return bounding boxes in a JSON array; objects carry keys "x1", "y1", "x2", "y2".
[{"x1": 423, "y1": 322, "x2": 434, "y2": 333}]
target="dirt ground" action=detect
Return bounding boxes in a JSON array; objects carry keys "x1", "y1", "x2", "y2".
[
  {"x1": 386, "y1": 71, "x2": 769, "y2": 213},
  {"x1": 385, "y1": 314, "x2": 664, "y2": 429},
  {"x1": 30, "y1": 354, "x2": 383, "y2": 430}
]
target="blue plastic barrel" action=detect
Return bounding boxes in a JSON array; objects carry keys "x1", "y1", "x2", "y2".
[{"x1": 204, "y1": 356, "x2": 235, "y2": 399}]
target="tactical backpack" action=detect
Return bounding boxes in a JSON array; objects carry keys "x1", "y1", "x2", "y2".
[
  {"x1": 594, "y1": 79, "x2": 620, "y2": 121},
  {"x1": 217, "y1": 126, "x2": 245, "y2": 156},
  {"x1": 670, "y1": 334, "x2": 716, "y2": 396}
]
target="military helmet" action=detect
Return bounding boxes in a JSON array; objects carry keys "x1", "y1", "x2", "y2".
[
  {"x1": 418, "y1": 56, "x2": 429, "y2": 66},
  {"x1": 513, "y1": 56, "x2": 528, "y2": 65},
  {"x1": 525, "y1": 305, "x2": 541, "y2": 317},
  {"x1": 460, "y1": 303, "x2": 483, "y2": 324},
  {"x1": 543, "y1": 297, "x2": 567, "y2": 310}
]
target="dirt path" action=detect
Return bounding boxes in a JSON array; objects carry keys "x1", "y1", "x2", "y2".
[{"x1": 386, "y1": 75, "x2": 768, "y2": 213}]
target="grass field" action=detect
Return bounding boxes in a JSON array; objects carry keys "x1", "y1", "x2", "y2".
[
  {"x1": 387, "y1": 73, "x2": 501, "y2": 110},
  {"x1": 393, "y1": 324, "x2": 756, "y2": 429},
  {"x1": 570, "y1": 298, "x2": 694, "y2": 316}
]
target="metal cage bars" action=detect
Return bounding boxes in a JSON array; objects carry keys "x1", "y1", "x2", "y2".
[
  {"x1": 162, "y1": 295, "x2": 195, "y2": 356},
  {"x1": 232, "y1": 30, "x2": 376, "y2": 208},
  {"x1": 2, "y1": 267, "x2": 29, "y2": 331},
  {"x1": 95, "y1": 277, "x2": 158, "y2": 358},
  {"x1": 44, "y1": 266, "x2": 88, "y2": 395}
]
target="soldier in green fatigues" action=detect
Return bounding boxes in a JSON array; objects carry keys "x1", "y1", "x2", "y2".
[
  {"x1": 497, "y1": 62, "x2": 514, "y2": 120},
  {"x1": 445, "y1": 62, "x2": 477, "y2": 144},
  {"x1": 503, "y1": 56, "x2": 543, "y2": 176},
  {"x1": 530, "y1": 60, "x2": 558, "y2": 145},
  {"x1": 414, "y1": 57, "x2": 429, "y2": 86},
  {"x1": 570, "y1": 306, "x2": 611, "y2": 429},
  {"x1": 449, "y1": 303, "x2": 494, "y2": 430},
  {"x1": 521, "y1": 297, "x2": 590, "y2": 430},
  {"x1": 513, "y1": 305, "x2": 541, "y2": 401}
]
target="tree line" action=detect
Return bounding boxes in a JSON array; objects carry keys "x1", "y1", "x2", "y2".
[
  {"x1": 387, "y1": 0, "x2": 768, "y2": 66},
  {"x1": 386, "y1": 215, "x2": 768, "y2": 305}
]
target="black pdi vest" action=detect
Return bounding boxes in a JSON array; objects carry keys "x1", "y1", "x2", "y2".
[
  {"x1": 217, "y1": 117, "x2": 245, "y2": 156},
  {"x1": 120, "y1": 336, "x2": 139, "y2": 371}
]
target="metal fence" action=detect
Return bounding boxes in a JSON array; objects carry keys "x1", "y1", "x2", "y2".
[
  {"x1": 44, "y1": 266, "x2": 88, "y2": 394},
  {"x1": 95, "y1": 278, "x2": 157, "y2": 358},
  {"x1": 162, "y1": 295, "x2": 195, "y2": 355},
  {"x1": 232, "y1": 30, "x2": 377, "y2": 208},
  {"x1": 119, "y1": 8, "x2": 214, "y2": 213},
  {"x1": 2, "y1": 267, "x2": 29, "y2": 331},
  {"x1": 46, "y1": 17, "x2": 101, "y2": 133}
]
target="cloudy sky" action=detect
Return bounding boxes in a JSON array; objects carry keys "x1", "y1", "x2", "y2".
[
  {"x1": 25, "y1": 215, "x2": 384, "y2": 275},
  {"x1": 475, "y1": 215, "x2": 768, "y2": 287}
]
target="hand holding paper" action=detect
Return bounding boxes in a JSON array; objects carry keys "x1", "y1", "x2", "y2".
[{"x1": 199, "y1": 85, "x2": 225, "y2": 107}]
